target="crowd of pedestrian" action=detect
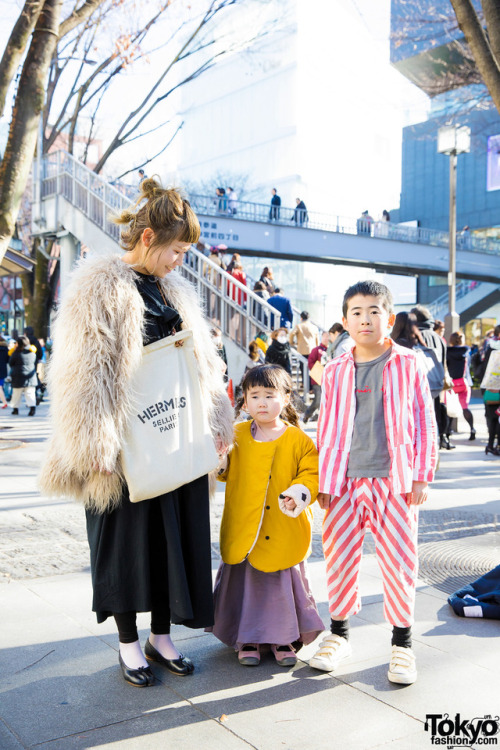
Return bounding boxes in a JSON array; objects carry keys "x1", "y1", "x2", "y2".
[{"x1": 0, "y1": 325, "x2": 47, "y2": 416}]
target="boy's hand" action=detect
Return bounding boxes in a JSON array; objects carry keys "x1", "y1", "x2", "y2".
[
  {"x1": 318, "y1": 492, "x2": 332, "y2": 509},
  {"x1": 406, "y1": 481, "x2": 428, "y2": 506},
  {"x1": 282, "y1": 496, "x2": 297, "y2": 511}
]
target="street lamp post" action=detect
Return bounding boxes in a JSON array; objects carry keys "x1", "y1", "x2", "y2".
[{"x1": 437, "y1": 125, "x2": 471, "y2": 340}]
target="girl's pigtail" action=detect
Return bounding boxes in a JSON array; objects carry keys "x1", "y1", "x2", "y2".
[
  {"x1": 234, "y1": 394, "x2": 246, "y2": 421},
  {"x1": 282, "y1": 401, "x2": 300, "y2": 427}
]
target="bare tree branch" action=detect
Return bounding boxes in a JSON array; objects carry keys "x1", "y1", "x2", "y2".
[
  {"x1": 113, "y1": 120, "x2": 184, "y2": 180},
  {"x1": 450, "y1": 0, "x2": 500, "y2": 113},
  {"x1": 58, "y1": 0, "x2": 106, "y2": 39},
  {"x1": 0, "y1": 0, "x2": 65, "y2": 264},
  {"x1": 0, "y1": 0, "x2": 45, "y2": 117}
]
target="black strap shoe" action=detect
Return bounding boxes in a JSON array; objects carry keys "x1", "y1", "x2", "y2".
[
  {"x1": 144, "y1": 638, "x2": 194, "y2": 676},
  {"x1": 119, "y1": 653, "x2": 155, "y2": 687}
]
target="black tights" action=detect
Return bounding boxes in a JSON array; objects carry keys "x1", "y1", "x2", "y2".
[
  {"x1": 114, "y1": 604, "x2": 171, "y2": 644},
  {"x1": 485, "y1": 404, "x2": 500, "y2": 448},
  {"x1": 462, "y1": 407, "x2": 474, "y2": 433}
]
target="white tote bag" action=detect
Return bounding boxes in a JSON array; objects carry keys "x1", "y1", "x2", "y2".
[
  {"x1": 480, "y1": 349, "x2": 500, "y2": 391},
  {"x1": 121, "y1": 329, "x2": 218, "y2": 502},
  {"x1": 445, "y1": 389, "x2": 463, "y2": 419}
]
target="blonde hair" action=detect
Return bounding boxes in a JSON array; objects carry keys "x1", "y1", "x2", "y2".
[
  {"x1": 113, "y1": 177, "x2": 200, "y2": 254},
  {"x1": 248, "y1": 341, "x2": 260, "y2": 361}
]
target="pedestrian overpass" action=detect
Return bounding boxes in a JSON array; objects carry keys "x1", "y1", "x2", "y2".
[{"x1": 34, "y1": 151, "x2": 500, "y2": 325}]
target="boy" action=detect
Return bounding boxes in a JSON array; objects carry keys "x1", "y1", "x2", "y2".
[{"x1": 310, "y1": 281, "x2": 437, "y2": 684}]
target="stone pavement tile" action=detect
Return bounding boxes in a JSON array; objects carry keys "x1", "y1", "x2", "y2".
[
  {"x1": 355, "y1": 586, "x2": 500, "y2": 672},
  {"x1": 367, "y1": 731, "x2": 431, "y2": 750},
  {"x1": 0, "y1": 721, "x2": 25, "y2": 750},
  {"x1": 1, "y1": 631, "x2": 201, "y2": 747},
  {"x1": 31, "y1": 709, "x2": 251, "y2": 750},
  {"x1": 334, "y1": 640, "x2": 498, "y2": 726},
  {"x1": 158, "y1": 638, "x2": 423, "y2": 750},
  {"x1": 337, "y1": 602, "x2": 498, "y2": 723}
]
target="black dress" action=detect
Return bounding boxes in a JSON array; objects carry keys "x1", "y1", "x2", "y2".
[{"x1": 85, "y1": 272, "x2": 214, "y2": 627}]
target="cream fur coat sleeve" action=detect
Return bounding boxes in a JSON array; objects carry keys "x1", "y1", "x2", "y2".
[{"x1": 39, "y1": 255, "x2": 234, "y2": 513}]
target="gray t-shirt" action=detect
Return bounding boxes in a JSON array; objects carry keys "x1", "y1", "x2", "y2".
[{"x1": 346, "y1": 347, "x2": 391, "y2": 478}]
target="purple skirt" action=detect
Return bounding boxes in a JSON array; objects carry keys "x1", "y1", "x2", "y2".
[{"x1": 206, "y1": 559, "x2": 324, "y2": 650}]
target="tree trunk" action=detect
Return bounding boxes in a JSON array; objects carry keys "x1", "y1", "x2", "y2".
[
  {"x1": 0, "y1": 0, "x2": 64, "y2": 267},
  {"x1": 482, "y1": 0, "x2": 500, "y2": 66},
  {"x1": 450, "y1": 0, "x2": 500, "y2": 114},
  {"x1": 31, "y1": 240, "x2": 51, "y2": 337},
  {"x1": 0, "y1": 0, "x2": 45, "y2": 118},
  {"x1": 21, "y1": 238, "x2": 52, "y2": 337}
]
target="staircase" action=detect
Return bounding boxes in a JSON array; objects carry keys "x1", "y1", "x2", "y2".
[
  {"x1": 427, "y1": 280, "x2": 500, "y2": 323},
  {"x1": 35, "y1": 150, "x2": 311, "y2": 392}
]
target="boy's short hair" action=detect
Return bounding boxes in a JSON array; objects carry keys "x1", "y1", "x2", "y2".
[{"x1": 342, "y1": 280, "x2": 393, "y2": 317}]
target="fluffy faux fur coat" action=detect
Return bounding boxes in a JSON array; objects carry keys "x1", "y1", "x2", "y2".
[{"x1": 39, "y1": 254, "x2": 234, "y2": 513}]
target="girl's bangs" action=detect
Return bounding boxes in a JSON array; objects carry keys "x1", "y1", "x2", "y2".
[{"x1": 242, "y1": 364, "x2": 292, "y2": 393}]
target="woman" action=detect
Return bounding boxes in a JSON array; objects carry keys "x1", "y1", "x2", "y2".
[
  {"x1": 228, "y1": 261, "x2": 247, "y2": 306},
  {"x1": 225, "y1": 252, "x2": 241, "y2": 275},
  {"x1": 8, "y1": 335, "x2": 37, "y2": 416},
  {"x1": 0, "y1": 334, "x2": 9, "y2": 408},
  {"x1": 391, "y1": 311, "x2": 423, "y2": 350},
  {"x1": 392, "y1": 312, "x2": 454, "y2": 449},
  {"x1": 265, "y1": 328, "x2": 292, "y2": 374},
  {"x1": 481, "y1": 325, "x2": 500, "y2": 456},
  {"x1": 259, "y1": 266, "x2": 275, "y2": 294},
  {"x1": 447, "y1": 331, "x2": 475, "y2": 440},
  {"x1": 40, "y1": 179, "x2": 234, "y2": 687}
]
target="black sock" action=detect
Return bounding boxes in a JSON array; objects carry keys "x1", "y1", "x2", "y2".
[
  {"x1": 330, "y1": 618, "x2": 349, "y2": 641},
  {"x1": 392, "y1": 626, "x2": 412, "y2": 648}
]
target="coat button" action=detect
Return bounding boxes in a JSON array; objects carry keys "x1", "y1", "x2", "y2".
[
  {"x1": 265, "y1": 536, "x2": 270, "y2": 540},
  {"x1": 266, "y1": 505, "x2": 270, "y2": 510}
]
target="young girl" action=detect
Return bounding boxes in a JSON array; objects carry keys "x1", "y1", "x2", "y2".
[{"x1": 208, "y1": 364, "x2": 324, "y2": 667}]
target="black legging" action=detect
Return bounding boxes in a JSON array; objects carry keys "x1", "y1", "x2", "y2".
[
  {"x1": 485, "y1": 404, "x2": 500, "y2": 449},
  {"x1": 114, "y1": 603, "x2": 171, "y2": 644},
  {"x1": 462, "y1": 407, "x2": 475, "y2": 433},
  {"x1": 434, "y1": 397, "x2": 447, "y2": 437}
]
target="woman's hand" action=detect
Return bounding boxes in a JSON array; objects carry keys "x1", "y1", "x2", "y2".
[{"x1": 215, "y1": 436, "x2": 229, "y2": 456}]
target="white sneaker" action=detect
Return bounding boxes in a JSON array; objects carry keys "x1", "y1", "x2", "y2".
[
  {"x1": 309, "y1": 634, "x2": 352, "y2": 672},
  {"x1": 387, "y1": 646, "x2": 417, "y2": 684}
]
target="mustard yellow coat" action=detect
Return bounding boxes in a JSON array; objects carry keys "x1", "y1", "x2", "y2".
[{"x1": 218, "y1": 421, "x2": 319, "y2": 572}]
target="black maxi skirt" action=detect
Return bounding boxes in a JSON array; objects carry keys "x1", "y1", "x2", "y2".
[{"x1": 85, "y1": 474, "x2": 214, "y2": 628}]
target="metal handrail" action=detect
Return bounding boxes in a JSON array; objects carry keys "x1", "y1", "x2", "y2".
[
  {"x1": 427, "y1": 280, "x2": 485, "y2": 317},
  {"x1": 183, "y1": 248, "x2": 310, "y2": 393},
  {"x1": 41, "y1": 151, "x2": 500, "y2": 257},
  {"x1": 186, "y1": 193, "x2": 500, "y2": 256}
]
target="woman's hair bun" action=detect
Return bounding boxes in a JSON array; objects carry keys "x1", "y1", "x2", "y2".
[{"x1": 140, "y1": 176, "x2": 163, "y2": 200}]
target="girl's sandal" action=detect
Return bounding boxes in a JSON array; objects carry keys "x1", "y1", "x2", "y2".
[
  {"x1": 271, "y1": 644, "x2": 297, "y2": 667},
  {"x1": 238, "y1": 644, "x2": 260, "y2": 666}
]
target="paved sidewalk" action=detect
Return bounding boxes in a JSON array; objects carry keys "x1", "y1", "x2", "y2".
[{"x1": 1, "y1": 400, "x2": 499, "y2": 750}]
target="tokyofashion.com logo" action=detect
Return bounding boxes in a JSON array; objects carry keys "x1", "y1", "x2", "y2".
[{"x1": 425, "y1": 713, "x2": 499, "y2": 747}]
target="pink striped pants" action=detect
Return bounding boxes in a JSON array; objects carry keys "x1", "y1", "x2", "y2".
[{"x1": 322, "y1": 477, "x2": 418, "y2": 628}]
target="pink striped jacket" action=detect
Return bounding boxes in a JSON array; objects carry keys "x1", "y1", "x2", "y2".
[{"x1": 317, "y1": 341, "x2": 438, "y2": 496}]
